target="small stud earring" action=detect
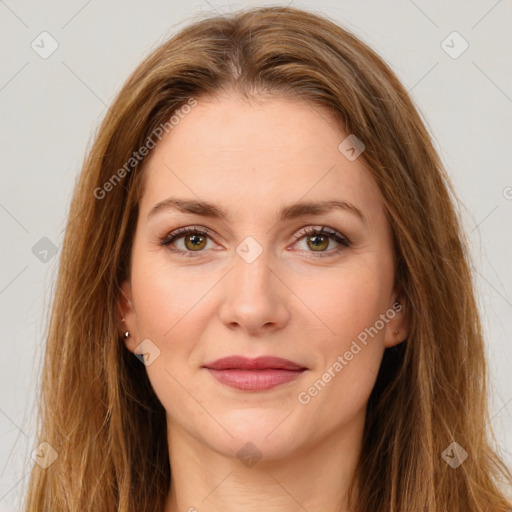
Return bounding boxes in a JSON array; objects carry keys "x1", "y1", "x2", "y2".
[
  {"x1": 394, "y1": 330, "x2": 398, "y2": 335},
  {"x1": 124, "y1": 331, "x2": 130, "y2": 339}
]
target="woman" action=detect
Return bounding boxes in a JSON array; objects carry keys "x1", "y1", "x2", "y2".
[{"x1": 23, "y1": 5, "x2": 512, "y2": 512}]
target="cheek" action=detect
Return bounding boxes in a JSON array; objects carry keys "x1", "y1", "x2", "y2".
[
  {"x1": 130, "y1": 259, "x2": 209, "y2": 417},
  {"x1": 130, "y1": 251, "x2": 209, "y2": 339},
  {"x1": 294, "y1": 271, "x2": 387, "y2": 431},
  {"x1": 132, "y1": 276, "x2": 177, "y2": 337},
  {"x1": 129, "y1": 252, "x2": 215, "y2": 390},
  {"x1": 297, "y1": 260, "x2": 390, "y2": 399},
  {"x1": 297, "y1": 262, "x2": 388, "y2": 344}
]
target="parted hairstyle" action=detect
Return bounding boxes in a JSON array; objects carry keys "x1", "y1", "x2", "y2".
[{"x1": 23, "y1": 5, "x2": 512, "y2": 512}]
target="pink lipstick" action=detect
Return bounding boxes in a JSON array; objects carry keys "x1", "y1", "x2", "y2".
[{"x1": 203, "y1": 355, "x2": 308, "y2": 391}]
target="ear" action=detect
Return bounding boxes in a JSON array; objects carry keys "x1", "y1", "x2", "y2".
[
  {"x1": 118, "y1": 279, "x2": 138, "y2": 353},
  {"x1": 383, "y1": 291, "x2": 410, "y2": 348}
]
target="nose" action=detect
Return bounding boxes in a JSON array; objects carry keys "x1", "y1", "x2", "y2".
[{"x1": 217, "y1": 250, "x2": 291, "y2": 335}]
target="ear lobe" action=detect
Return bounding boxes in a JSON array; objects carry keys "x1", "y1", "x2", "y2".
[{"x1": 383, "y1": 296, "x2": 410, "y2": 348}]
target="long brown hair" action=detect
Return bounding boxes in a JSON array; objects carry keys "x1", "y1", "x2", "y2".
[{"x1": 23, "y1": 5, "x2": 512, "y2": 511}]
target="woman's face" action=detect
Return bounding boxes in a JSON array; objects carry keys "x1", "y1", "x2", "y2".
[{"x1": 120, "y1": 93, "x2": 408, "y2": 462}]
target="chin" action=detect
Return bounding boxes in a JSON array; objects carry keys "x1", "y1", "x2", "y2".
[
  {"x1": 202, "y1": 410, "x2": 307, "y2": 463},
  {"x1": 208, "y1": 432, "x2": 300, "y2": 466}
]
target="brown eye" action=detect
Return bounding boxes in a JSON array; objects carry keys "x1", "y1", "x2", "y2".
[
  {"x1": 184, "y1": 233, "x2": 207, "y2": 251},
  {"x1": 292, "y1": 226, "x2": 351, "y2": 258},
  {"x1": 161, "y1": 227, "x2": 214, "y2": 256},
  {"x1": 306, "y1": 233, "x2": 330, "y2": 251}
]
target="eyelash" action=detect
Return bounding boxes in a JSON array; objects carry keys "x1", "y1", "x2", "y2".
[{"x1": 159, "y1": 226, "x2": 351, "y2": 259}]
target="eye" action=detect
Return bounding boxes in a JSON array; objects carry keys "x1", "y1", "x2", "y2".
[
  {"x1": 160, "y1": 227, "x2": 216, "y2": 256},
  {"x1": 291, "y1": 226, "x2": 351, "y2": 258},
  {"x1": 160, "y1": 225, "x2": 351, "y2": 258}
]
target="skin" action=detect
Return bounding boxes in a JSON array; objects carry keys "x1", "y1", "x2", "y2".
[{"x1": 118, "y1": 92, "x2": 409, "y2": 512}]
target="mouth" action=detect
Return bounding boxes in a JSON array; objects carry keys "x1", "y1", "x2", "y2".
[
  {"x1": 203, "y1": 355, "x2": 307, "y2": 371},
  {"x1": 202, "y1": 355, "x2": 308, "y2": 391}
]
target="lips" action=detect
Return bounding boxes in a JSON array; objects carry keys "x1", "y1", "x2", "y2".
[
  {"x1": 202, "y1": 356, "x2": 308, "y2": 391},
  {"x1": 202, "y1": 355, "x2": 307, "y2": 371}
]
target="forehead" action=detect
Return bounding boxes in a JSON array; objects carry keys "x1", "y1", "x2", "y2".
[{"x1": 139, "y1": 94, "x2": 384, "y2": 227}]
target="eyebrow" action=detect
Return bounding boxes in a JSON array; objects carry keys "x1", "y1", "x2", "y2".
[{"x1": 147, "y1": 198, "x2": 367, "y2": 225}]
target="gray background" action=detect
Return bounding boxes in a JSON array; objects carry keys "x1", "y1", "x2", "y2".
[{"x1": 1, "y1": 1, "x2": 511, "y2": 510}]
